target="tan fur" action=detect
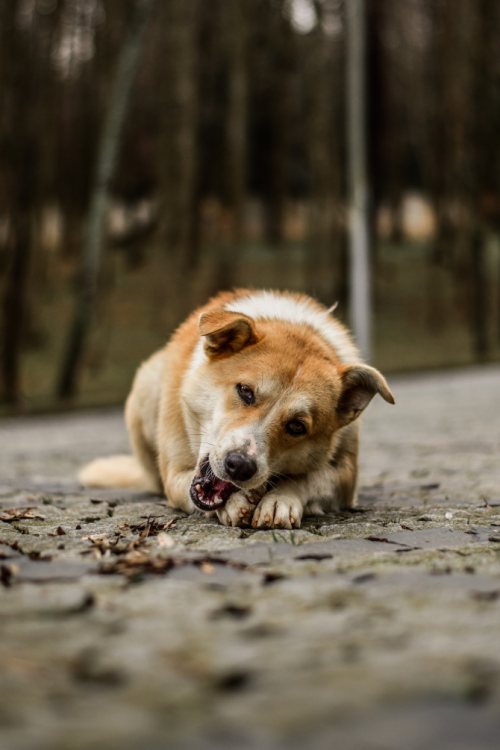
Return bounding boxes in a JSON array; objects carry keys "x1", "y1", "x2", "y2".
[{"x1": 79, "y1": 289, "x2": 394, "y2": 528}]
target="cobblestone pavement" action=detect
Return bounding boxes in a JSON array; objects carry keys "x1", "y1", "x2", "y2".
[{"x1": 1, "y1": 366, "x2": 500, "y2": 750}]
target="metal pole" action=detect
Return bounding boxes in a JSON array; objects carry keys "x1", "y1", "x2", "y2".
[{"x1": 346, "y1": 0, "x2": 371, "y2": 362}]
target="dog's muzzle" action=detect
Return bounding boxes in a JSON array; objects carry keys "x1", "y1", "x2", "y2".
[{"x1": 190, "y1": 457, "x2": 238, "y2": 512}]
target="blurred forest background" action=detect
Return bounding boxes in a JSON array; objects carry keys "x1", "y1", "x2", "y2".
[{"x1": 1, "y1": 0, "x2": 500, "y2": 413}]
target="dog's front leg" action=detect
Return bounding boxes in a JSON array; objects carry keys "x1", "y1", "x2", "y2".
[
  {"x1": 162, "y1": 467, "x2": 196, "y2": 514},
  {"x1": 252, "y1": 482, "x2": 306, "y2": 530},
  {"x1": 250, "y1": 451, "x2": 358, "y2": 529},
  {"x1": 216, "y1": 486, "x2": 266, "y2": 528}
]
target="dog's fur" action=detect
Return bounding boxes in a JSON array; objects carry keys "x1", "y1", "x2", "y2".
[{"x1": 79, "y1": 290, "x2": 394, "y2": 529}]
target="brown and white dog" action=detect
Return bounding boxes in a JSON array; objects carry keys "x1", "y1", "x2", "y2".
[{"x1": 79, "y1": 290, "x2": 394, "y2": 529}]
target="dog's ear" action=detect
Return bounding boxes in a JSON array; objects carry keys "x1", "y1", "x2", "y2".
[
  {"x1": 336, "y1": 364, "x2": 395, "y2": 426},
  {"x1": 199, "y1": 309, "x2": 260, "y2": 359}
]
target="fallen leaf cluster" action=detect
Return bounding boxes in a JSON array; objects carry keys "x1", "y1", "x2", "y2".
[
  {"x1": 79, "y1": 515, "x2": 180, "y2": 563},
  {"x1": 0, "y1": 507, "x2": 46, "y2": 522},
  {"x1": 126, "y1": 516, "x2": 178, "y2": 536},
  {"x1": 75, "y1": 514, "x2": 259, "y2": 579}
]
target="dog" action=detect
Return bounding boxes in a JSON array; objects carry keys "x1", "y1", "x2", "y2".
[{"x1": 79, "y1": 289, "x2": 394, "y2": 529}]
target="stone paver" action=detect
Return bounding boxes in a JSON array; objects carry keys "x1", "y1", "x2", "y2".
[{"x1": 1, "y1": 366, "x2": 500, "y2": 749}]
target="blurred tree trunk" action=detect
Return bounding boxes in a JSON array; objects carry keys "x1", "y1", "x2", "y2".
[
  {"x1": 305, "y1": 7, "x2": 340, "y2": 305},
  {"x1": 470, "y1": 225, "x2": 489, "y2": 360},
  {"x1": 466, "y1": 0, "x2": 491, "y2": 360},
  {"x1": 219, "y1": 0, "x2": 248, "y2": 289},
  {"x1": 446, "y1": 0, "x2": 472, "y2": 332},
  {"x1": 424, "y1": 0, "x2": 456, "y2": 334},
  {"x1": 158, "y1": 0, "x2": 199, "y2": 322},
  {"x1": 57, "y1": 0, "x2": 153, "y2": 399},
  {"x1": 2, "y1": 210, "x2": 33, "y2": 407},
  {"x1": 367, "y1": 0, "x2": 404, "y2": 251},
  {"x1": 427, "y1": 0, "x2": 455, "y2": 264},
  {"x1": 0, "y1": 5, "x2": 37, "y2": 407},
  {"x1": 265, "y1": 1, "x2": 293, "y2": 251}
]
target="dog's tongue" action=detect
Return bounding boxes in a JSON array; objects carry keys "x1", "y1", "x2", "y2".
[
  {"x1": 190, "y1": 460, "x2": 238, "y2": 511},
  {"x1": 210, "y1": 477, "x2": 236, "y2": 501}
]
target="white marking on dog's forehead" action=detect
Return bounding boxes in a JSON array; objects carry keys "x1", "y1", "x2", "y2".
[
  {"x1": 285, "y1": 396, "x2": 313, "y2": 414},
  {"x1": 234, "y1": 373, "x2": 279, "y2": 399},
  {"x1": 259, "y1": 390, "x2": 314, "y2": 432},
  {"x1": 256, "y1": 374, "x2": 281, "y2": 397},
  {"x1": 225, "y1": 291, "x2": 360, "y2": 364}
]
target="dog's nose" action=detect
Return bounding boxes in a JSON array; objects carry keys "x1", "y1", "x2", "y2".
[{"x1": 224, "y1": 452, "x2": 257, "y2": 482}]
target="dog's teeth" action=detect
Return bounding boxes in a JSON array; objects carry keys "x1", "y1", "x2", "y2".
[{"x1": 195, "y1": 484, "x2": 201, "y2": 492}]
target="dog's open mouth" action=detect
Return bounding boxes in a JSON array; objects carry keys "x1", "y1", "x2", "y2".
[{"x1": 190, "y1": 457, "x2": 238, "y2": 512}]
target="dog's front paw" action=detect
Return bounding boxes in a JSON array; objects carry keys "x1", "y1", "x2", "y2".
[
  {"x1": 216, "y1": 491, "x2": 258, "y2": 528},
  {"x1": 252, "y1": 494, "x2": 303, "y2": 530}
]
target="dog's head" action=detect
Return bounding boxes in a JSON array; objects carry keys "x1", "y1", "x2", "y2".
[{"x1": 186, "y1": 309, "x2": 394, "y2": 511}]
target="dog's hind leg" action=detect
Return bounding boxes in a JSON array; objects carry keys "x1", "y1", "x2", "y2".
[
  {"x1": 124, "y1": 352, "x2": 164, "y2": 494},
  {"x1": 126, "y1": 413, "x2": 162, "y2": 493},
  {"x1": 125, "y1": 399, "x2": 162, "y2": 494}
]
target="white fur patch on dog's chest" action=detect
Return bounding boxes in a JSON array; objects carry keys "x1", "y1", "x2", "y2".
[{"x1": 225, "y1": 291, "x2": 359, "y2": 364}]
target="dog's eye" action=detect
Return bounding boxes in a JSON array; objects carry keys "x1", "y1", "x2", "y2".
[
  {"x1": 236, "y1": 383, "x2": 255, "y2": 405},
  {"x1": 286, "y1": 420, "x2": 306, "y2": 436}
]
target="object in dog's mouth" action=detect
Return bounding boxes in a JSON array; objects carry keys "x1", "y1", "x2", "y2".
[{"x1": 190, "y1": 457, "x2": 238, "y2": 511}]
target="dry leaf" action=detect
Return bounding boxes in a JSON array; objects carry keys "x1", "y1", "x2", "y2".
[
  {"x1": 84, "y1": 534, "x2": 108, "y2": 542},
  {"x1": 130, "y1": 516, "x2": 177, "y2": 536},
  {"x1": 125, "y1": 550, "x2": 151, "y2": 565},
  {"x1": 0, "y1": 507, "x2": 45, "y2": 522}
]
